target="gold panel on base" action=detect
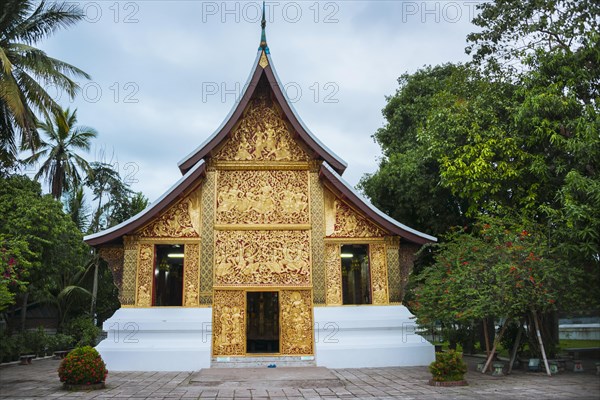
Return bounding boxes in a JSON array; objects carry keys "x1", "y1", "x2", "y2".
[
  {"x1": 280, "y1": 289, "x2": 314, "y2": 355},
  {"x1": 213, "y1": 290, "x2": 246, "y2": 356}
]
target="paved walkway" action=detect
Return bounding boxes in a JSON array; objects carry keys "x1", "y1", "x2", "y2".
[{"x1": 0, "y1": 357, "x2": 599, "y2": 399}]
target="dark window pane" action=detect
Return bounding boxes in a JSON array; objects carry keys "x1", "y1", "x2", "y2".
[
  {"x1": 153, "y1": 245, "x2": 184, "y2": 306},
  {"x1": 341, "y1": 244, "x2": 371, "y2": 305}
]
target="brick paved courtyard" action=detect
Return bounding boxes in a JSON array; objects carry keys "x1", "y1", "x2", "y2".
[{"x1": 0, "y1": 357, "x2": 598, "y2": 399}]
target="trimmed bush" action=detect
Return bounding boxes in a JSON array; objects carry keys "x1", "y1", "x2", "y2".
[
  {"x1": 58, "y1": 346, "x2": 107, "y2": 385},
  {"x1": 429, "y1": 350, "x2": 468, "y2": 382}
]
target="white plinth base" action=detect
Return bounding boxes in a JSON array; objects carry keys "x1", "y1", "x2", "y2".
[
  {"x1": 96, "y1": 308, "x2": 212, "y2": 371},
  {"x1": 313, "y1": 305, "x2": 434, "y2": 368}
]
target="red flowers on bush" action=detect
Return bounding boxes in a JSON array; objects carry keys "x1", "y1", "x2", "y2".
[{"x1": 58, "y1": 346, "x2": 107, "y2": 385}]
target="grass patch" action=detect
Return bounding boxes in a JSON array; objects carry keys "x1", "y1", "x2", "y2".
[{"x1": 559, "y1": 339, "x2": 600, "y2": 349}]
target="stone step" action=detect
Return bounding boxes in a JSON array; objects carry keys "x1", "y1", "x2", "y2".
[{"x1": 210, "y1": 356, "x2": 316, "y2": 368}]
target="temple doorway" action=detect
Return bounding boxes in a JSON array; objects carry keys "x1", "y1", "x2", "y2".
[{"x1": 246, "y1": 291, "x2": 279, "y2": 353}]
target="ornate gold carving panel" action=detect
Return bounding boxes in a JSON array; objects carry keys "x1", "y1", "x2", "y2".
[
  {"x1": 213, "y1": 93, "x2": 310, "y2": 163},
  {"x1": 310, "y1": 172, "x2": 326, "y2": 304},
  {"x1": 183, "y1": 243, "x2": 200, "y2": 307},
  {"x1": 324, "y1": 190, "x2": 387, "y2": 238},
  {"x1": 121, "y1": 236, "x2": 138, "y2": 305},
  {"x1": 138, "y1": 195, "x2": 200, "y2": 238},
  {"x1": 136, "y1": 244, "x2": 154, "y2": 307},
  {"x1": 385, "y1": 237, "x2": 402, "y2": 303},
  {"x1": 216, "y1": 170, "x2": 309, "y2": 225},
  {"x1": 200, "y1": 171, "x2": 216, "y2": 305},
  {"x1": 281, "y1": 290, "x2": 313, "y2": 355},
  {"x1": 98, "y1": 246, "x2": 124, "y2": 299},
  {"x1": 324, "y1": 244, "x2": 342, "y2": 305},
  {"x1": 370, "y1": 244, "x2": 389, "y2": 305},
  {"x1": 212, "y1": 290, "x2": 245, "y2": 356},
  {"x1": 214, "y1": 231, "x2": 311, "y2": 286}
]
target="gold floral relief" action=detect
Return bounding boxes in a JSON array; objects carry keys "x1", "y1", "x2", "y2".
[
  {"x1": 212, "y1": 290, "x2": 245, "y2": 356},
  {"x1": 310, "y1": 171, "x2": 326, "y2": 304},
  {"x1": 98, "y1": 246, "x2": 124, "y2": 299},
  {"x1": 281, "y1": 290, "x2": 313, "y2": 355},
  {"x1": 136, "y1": 244, "x2": 154, "y2": 307},
  {"x1": 385, "y1": 237, "x2": 402, "y2": 303},
  {"x1": 183, "y1": 243, "x2": 200, "y2": 307},
  {"x1": 324, "y1": 244, "x2": 342, "y2": 305},
  {"x1": 370, "y1": 244, "x2": 389, "y2": 305},
  {"x1": 213, "y1": 92, "x2": 310, "y2": 162},
  {"x1": 200, "y1": 171, "x2": 216, "y2": 305},
  {"x1": 216, "y1": 170, "x2": 309, "y2": 225},
  {"x1": 121, "y1": 236, "x2": 138, "y2": 305},
  {"x1": 214, "y1": 231, "x2": 311, "y2": 286},
  {"x1": 325, "y1": 194, "x2": 387, "y2": 238},
  {"x1": 138, "y1": 198, "x2": 199, "y2": 238}
]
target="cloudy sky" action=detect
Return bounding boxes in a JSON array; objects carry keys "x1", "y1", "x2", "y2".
[{"x1": 35, "y1": 1, "x2": 481, "y2": 202}]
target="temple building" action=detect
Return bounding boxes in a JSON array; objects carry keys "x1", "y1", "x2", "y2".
[{"x1": 85, "y1": 15, "x2": 436, "y2": 371}]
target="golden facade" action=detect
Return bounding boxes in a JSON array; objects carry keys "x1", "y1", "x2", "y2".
[{"x1": 91, "y1": 53, "x2": 430, "y2": 359}]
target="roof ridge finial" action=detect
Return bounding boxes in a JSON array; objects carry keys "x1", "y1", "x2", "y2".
[{"x1": 259, "y1": 1, "x2": 269, "y2": 53}]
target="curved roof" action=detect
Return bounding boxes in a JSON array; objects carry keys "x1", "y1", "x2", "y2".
[
  {"x1": 177, "y1": 48, "x2": 347, "y2": 175},
  {"x1": 83, "y1": 160, "x2": 206, "y2": 246},
  {"x1": 319, "y1": 163, "x2": 437, "y2": 245}
]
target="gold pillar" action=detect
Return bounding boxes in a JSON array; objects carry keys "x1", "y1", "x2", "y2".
[
  {"x1": 309, "y1": 166, "x2": 326, "y2": 304},
  {"x1": 370, "y1": 243, "x2": 389, "y2": 305},
  {"x1": 385, "y1": 237, "x2": 402, "y2": 303},
  {"x1": 212, "y1": 290, "x2": 246, "y2": 355},
  {"x1": 200, "y1": 169, "x2": 216, "y2": 305},
  {"x1": 324, "y1": 243, "x2": 342, "y2": 305},
  {"x1": 183, "y1": 243, "x2": 201, "y2": 307},
  {"x1": 280, "y1": 289, "x2": 314, "y2": 355},
  {"x1": 135, "y1": 243, "x2": 154, "y2": 307},
  {"x1": 121, "y1": 236, "x2": 138, "y2": 306}
]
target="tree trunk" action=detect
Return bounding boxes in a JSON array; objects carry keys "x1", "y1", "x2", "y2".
[
  {"x1": 90, "y1": 251, "x2": 99, "y2": 319},
  {"x1": 507, "y1": 320, "x2": 523, "y2": 374},
  {"x1": 532, "y1": 309, "x2": 551, "y2": 377},
  {"x1": 20, "y1": 291, "x2": 29, "y2": 331},
  {"x1": 482, "y1": 320, "x2": 509, "y2": 374},
  {"x1": 483, "y1": 318, "x2": 491, "y2": 356}
]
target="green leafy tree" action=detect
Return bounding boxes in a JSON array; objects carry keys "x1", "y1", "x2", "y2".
[
  {"x1": 358, "y1": 64, "x2": 473, "y2": 236},
  {"x1": 23, "y1": 107, "x2": 97, "y2": 198},
  {"x1": 0, "y1": 175, "x2": 87, "y2": 328},
  {"x1": 0, "y1": 235, "x2": 31, "y2": 311},
  {"x1": 0, "y1": 0, "x2": 89, "y2": 168}
]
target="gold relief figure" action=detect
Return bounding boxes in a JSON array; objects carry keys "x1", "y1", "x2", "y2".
[
  {"x1": 253, "y1": 130, "x2": 267, "y2": 157},
  {"x1": 269, "y1": 136, "x2": 291, "y2": 160},
  {"x1": 185, "y1": 283, "x2": 198, "y2": 306},
  {"x1": 215, "y1": 253, "x2": 232, "y2": 278},
  {"x1": 137, "y1": 284, "x2": 151, "y2": 306},
  {"x1": 235, "y1": 136, "x2": 253, "y2": 160}
]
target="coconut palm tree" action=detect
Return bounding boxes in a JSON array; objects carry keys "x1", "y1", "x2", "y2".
[
  {"x1": 0, "y1": 0, "x2": 89, "y2": 167},
  {"x1": 24, "y1": 107, "x2": 97, "y2": 198}
]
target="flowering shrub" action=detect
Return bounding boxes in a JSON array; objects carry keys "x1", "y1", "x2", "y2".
[
  {"x1": 58, "y1": 346, "x2": 107, "y2": 385},
  {"x1": 429, "y1": 350, "x2": 467, "y2": 382}
]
